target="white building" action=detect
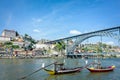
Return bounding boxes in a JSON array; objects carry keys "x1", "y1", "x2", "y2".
[
  {"x1": 0, "y1": 36, "x2": 10, "y2": 41},
  {"x1": 13, "y1": 41, "x2": 25, "y2": 48},
  {"x1": 2, "y1": 29, "x2": 17, "y2": 38},
  {"x1": 35, "y1": 44, "x2": 48, "y2": 49},
  {"x1": 35, "y1": 43, "x2": 55, "y2": 49}
]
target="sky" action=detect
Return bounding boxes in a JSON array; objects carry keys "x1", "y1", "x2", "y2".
[{"x1": 0, "y1": 0, "x2": 120, "y2": 45}]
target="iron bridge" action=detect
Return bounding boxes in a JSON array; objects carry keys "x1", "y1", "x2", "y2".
[{"x1": 46, "y1": 26, "x2": 120, "y2": 56}]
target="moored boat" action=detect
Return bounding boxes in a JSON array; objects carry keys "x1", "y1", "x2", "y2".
[
  {"x1": 87, "y1": 65, "x2": 115, "y2": 72},
  {"x1": 44, "y1": 67, "x2": 83, "y2": 75},
  {"x1": 43, "y1": 62, "x2": 83, "y2": 75}
]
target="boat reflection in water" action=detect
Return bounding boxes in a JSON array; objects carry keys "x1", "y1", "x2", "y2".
[
  {"x1": 86, "y1": 71, "x2": 114, "y2": 80},
  {"x1": 45, "y1": 72, "x2": 79, "y2": 80}
]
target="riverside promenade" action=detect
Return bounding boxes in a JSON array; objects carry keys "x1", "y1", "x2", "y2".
[
  {"x1": 0, "y1": 50, "x2": 51, "y2": 59},
  {"x1": 0, "y1": 50, "x2": 120, "y2": 59},
  {"x1": 67, "y1": 52, "x2": 120, "y2": 58}
]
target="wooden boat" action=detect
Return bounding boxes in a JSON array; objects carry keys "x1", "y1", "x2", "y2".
[
  {"x1": 87, "y1": 65, "x2": 115, "y2": 72},
  {"x1": 44, "y1": 67, "x2": 83, "y2": 75},
  {"x1": 43, "y1": 63, "x2": 83, "y2": 75}
]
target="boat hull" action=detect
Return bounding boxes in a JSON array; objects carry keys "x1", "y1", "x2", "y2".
[
  {"x1": 44, "y1": 69, "x2": 55, "y2": 75},
  {"x1": 44, "y1": 67, "x2": 82, "y2": 75},
  {"x1": 87, "y1": 65, "x2": 115, "y2": 72}
]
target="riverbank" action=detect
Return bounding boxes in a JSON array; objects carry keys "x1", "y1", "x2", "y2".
[
  {"x1": 0, "y1": 53, "x2": 120, "y2": 59},
  {"x1": 1, "y1": 50, "x2": 120, "y2": 59}
]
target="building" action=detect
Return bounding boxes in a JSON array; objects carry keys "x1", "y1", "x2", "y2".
[
  {"x1": 2, "y1": 29, "x2": 17, "y2": 39},
  {"x1": 37, "y1": 39, "x2": 50, "y2": 44},
  {"x1": 35, "y1": 43, "x2": 49, "y2": 49},
  {"x1": 0, "y1": 36, "x2": 10, "y2": 41}
]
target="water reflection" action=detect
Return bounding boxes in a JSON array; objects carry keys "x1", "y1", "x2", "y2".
[
  {"x1": 86, "y1": 72, "x2": 113, "y2": 80},
  {"x1": 45, "y1": 75, "x2": 61, "y2": 80},
  {"x1": 45, "y1": 73, "x2": 79, "y2": 80}
]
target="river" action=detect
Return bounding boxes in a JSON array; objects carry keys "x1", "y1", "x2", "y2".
[{"x1": 0, "y1": 58, "x2": 120, "y2": 80}]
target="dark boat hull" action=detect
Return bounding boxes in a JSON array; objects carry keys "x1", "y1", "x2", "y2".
[
  {"x1": 56, "y1": 68, "x2": 81, "y2": 74},
  {"x1": 44, "y1": 67, "x2": 82, "y2": 75},
  {"x1": 87, "y1": 65, "x2": 115, "y2": 72}
]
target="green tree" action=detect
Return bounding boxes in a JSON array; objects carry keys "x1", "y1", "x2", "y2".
[
  {"x1": 81, "y1": 47, "x2": 87, "y2": 52},
  {"x1": 4, "y1": 41, "x2": 20, "y2": 49},
  {"x1": 12, "y1": 45, "x2": 20, "y2": 49},
  {"x1": 0, "y1": 42, "x2": 4, "y2": 47},
  {"x1": 102, "y1": 43, "x2": 107, "y2": 48},
  {"x1": 4, "y1": 41, "x2": 13, "y2": 48},
  {"x1": 96, "y1": 46, "x2": 102, "y2": 53},
  {"x1": 54, "y1": 41, "x2": 66, "y2": 56},
  {"x1": 23, "y1": 34, "x2": 36, "y2": 51}
]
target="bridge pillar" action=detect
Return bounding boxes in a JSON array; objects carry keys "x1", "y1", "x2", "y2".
[
  {"x1": 66, "y1": 40, "x2": 69, "y2": 57},
  {"x1": 118, "y1": 28, "x2": 120, "y2": 45}
]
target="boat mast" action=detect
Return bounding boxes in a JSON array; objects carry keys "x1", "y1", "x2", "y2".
[
  {"x1": 98, "y1": 35, "x2": 103, "y2": 68},
  {"x1": 96, "y1": 35, "x2": 102, "y2": 69},
  {"x1": 101, "y1": 35, "x2": 103, "y2": 54}
]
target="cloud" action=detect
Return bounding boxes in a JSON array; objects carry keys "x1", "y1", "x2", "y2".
[
  {"x1": 32, "y1": 18, "x2": 42, "y2": 23},
  {"x1": 105, "y1": 41, "x2": 114, "y2": 45},
  {"x1": 33, "y1": 29, "x2": 40, "y2": 33},
  {"x1": 70, "y1": 30, "x2": 81, "y2": 35}
]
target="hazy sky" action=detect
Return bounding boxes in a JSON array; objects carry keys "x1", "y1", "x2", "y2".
[{"x1": 0, "y1": 0, "x2": 120, "y2": 45}]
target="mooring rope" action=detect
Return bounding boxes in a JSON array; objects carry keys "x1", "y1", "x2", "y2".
[{"x1": 18, "y1": 61, "x2": 57, "y2": 80}]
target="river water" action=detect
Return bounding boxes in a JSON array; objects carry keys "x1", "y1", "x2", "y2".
[{"x1": 0, "y1": 58, "x2": 120, "y2": 80}]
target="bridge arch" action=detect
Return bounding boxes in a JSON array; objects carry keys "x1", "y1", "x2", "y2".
[{"x1": 67, "y1": 31, "x2": 120, "y2": 54}]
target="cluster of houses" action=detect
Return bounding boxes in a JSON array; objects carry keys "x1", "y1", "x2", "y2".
[
  {"x1": 0, "y1": 29, "x2": 24, "y2": 47},
  {"x1": 0, "y1": 29, "x2": 51, "y2": 49},
  {"x1": 0, "y1": 29, "x2": 54, "y2": 58}
]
